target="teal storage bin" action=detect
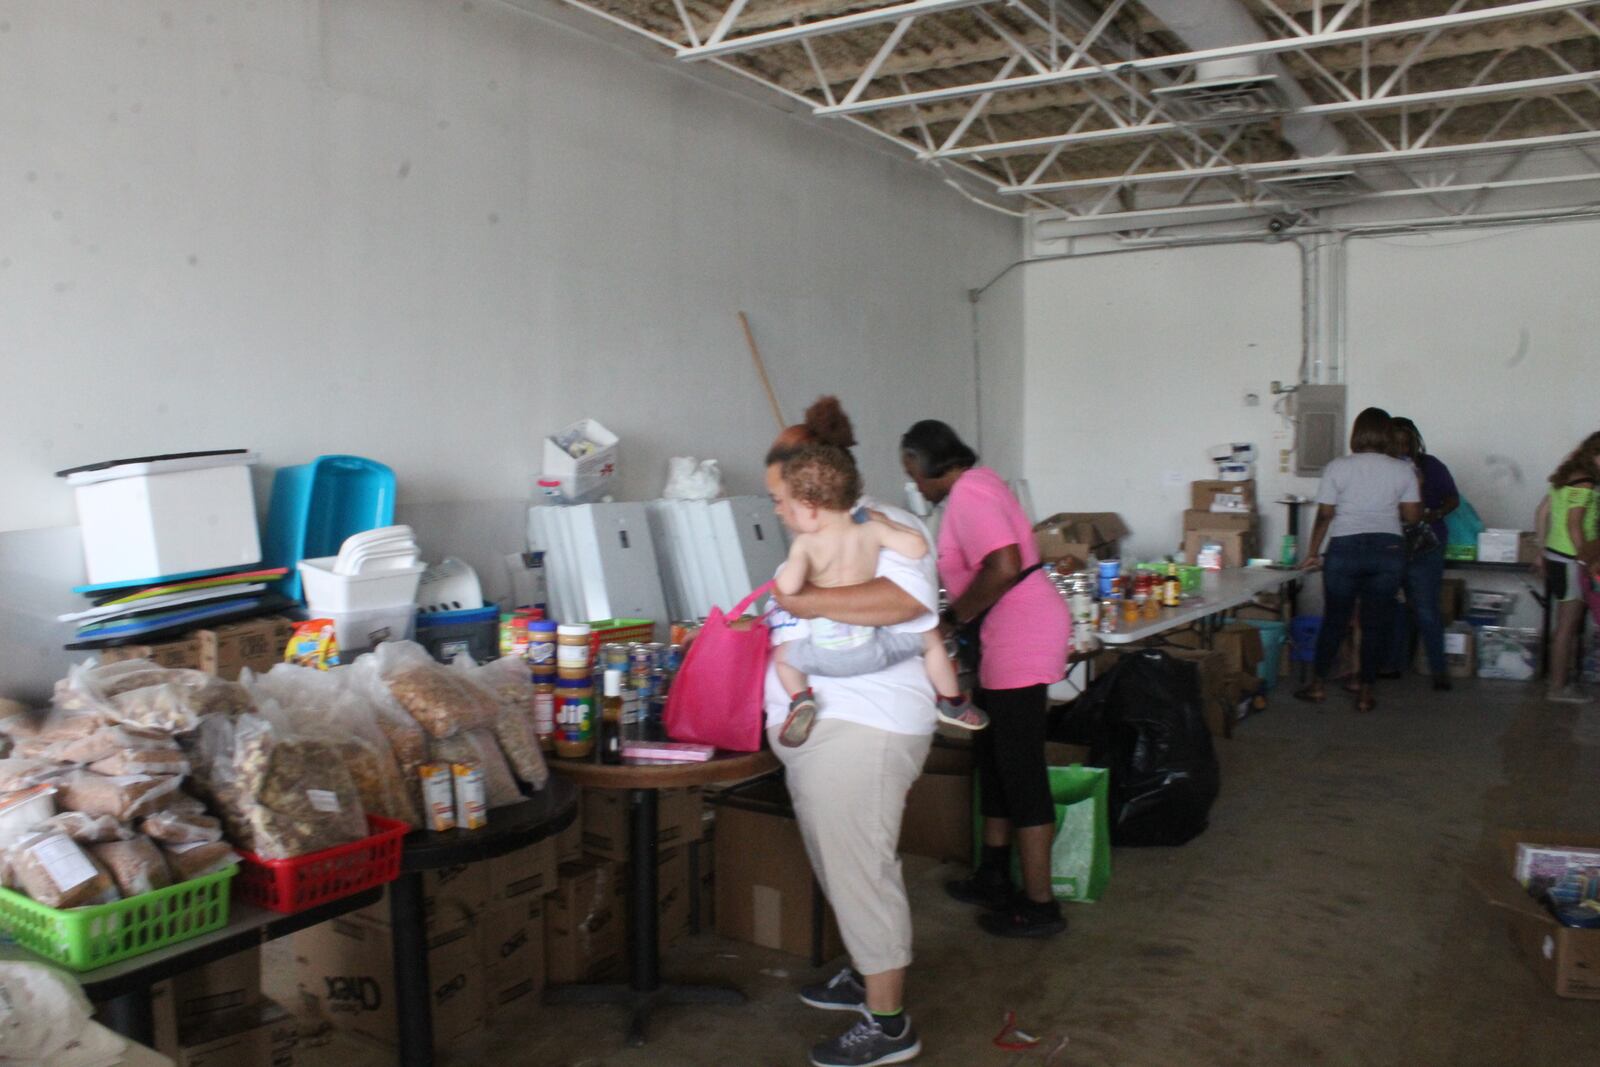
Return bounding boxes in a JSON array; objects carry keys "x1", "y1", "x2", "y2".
[{"x1": 1241, "y1": 618, "x2": 1287, "y2": 691}]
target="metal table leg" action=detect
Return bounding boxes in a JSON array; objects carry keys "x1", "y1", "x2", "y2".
[
  {"x1": 390, "y1": 870, "x2": 434, "y2": 1067},
  {"x1": 98, "y1": 986, "x2": 154, "y2": 1046},
  {"x1": 545, "y1": 787, "x2": 742, "y2": 1046}
]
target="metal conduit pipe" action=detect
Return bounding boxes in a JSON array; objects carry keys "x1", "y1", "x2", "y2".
[{"x1": 1137, "y1": 0, "x2": 1349, "y2": 159}]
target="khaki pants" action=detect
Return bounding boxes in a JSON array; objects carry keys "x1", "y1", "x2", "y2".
[{"x1": 769, "y1": 718, "x2": 932, "y2": 975}]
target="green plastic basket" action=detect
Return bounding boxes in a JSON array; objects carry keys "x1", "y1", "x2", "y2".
[
  {"x1": 1444, "y1": 543, "x2": 1477, "y2": 561},
  {"x1": 0, "y1": 865, "x2": 236, "y2": 971}
]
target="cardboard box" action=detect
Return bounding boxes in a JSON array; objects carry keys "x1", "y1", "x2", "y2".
[
  {"x1": 555, "y1": 811, "x2": 582, "y2": 865},
  {"x1": 292, "y1": 917, "x2": 482, "y2": 1051},
  {"x1": 1164, "y1": 647, "x2": 1233, "y2": 739},
  {"x1": 1517, "y1": 531, "x2": 1540, "y2": 565},
  {"x1": 544, "y1": 858, "x2": 625, "y2": 984},
  {"x1": 99, "y1": 634, "x2": 205, "y2": 671},
  {"x1": 175, "y1": 998, "x2": 297, "y2": 1067},
  {"x1": 151, "y1": 980, "x2": 181, "y2": 1061},
  {"x1": 1213, "y1": 623, "x2": 1266, "y2": 677},
  {"x1": 1473, "y1": 830, "x2": 1600, "y2": 999},
  {"x1": 617, "y1": 845, "x2": 691, "y2": 950},
  {"x1": 713, "y1": 779, "x2": 843, "y2": 961},
  {"x1": 482, "y1": 897, "x2": 545, "y2": 1019},
  {"x1": 1182, "y1": 509, "x2": 1256, "y2": 534},
  {"x1": 200, "y1": 617, "x2": 296, "y2": 681},
  {"x1": 1033, "y1": 512, "x2": 1129, "y2": 565},
  {"x1": 899, "y1": 745, "x2": 973, "y2": 862},
  {"x1": 582, "y1": 786, "x2": 703, "y2": 861},
  {"x1": 1191, "y1": 479, "x2": 1256, "y2": 512},
  {"x1": 1183, "y1": 529, "x2": 1257, "y2": 570},
  {"x1": 690, "y1": 835, "x2": 715, "y2": 932},
  {"x1": 1440, "y1": 577, "x2": 1467, "y2": 624},
  {"x1": 353, "y1": 861, "x2": 488, "y2": 934},
  {"x1": 487, "y1": 838, "x2": 558, "y2": 906},
  {"x1": 172, "y1": 947, "x2": 261, "y2": 1025}
]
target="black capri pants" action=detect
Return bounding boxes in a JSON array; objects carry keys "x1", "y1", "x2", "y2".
[{"x1": 974, "y1": 684, "x2": 1054, "y2": 829}]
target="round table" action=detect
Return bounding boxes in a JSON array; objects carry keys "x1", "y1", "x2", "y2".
[
  {"x1": 546, "y1": 749, "x2": 781, "y2": 1046},
  {"x1": 389, "y1": 777, "x2": 579, "y2": 1067}
]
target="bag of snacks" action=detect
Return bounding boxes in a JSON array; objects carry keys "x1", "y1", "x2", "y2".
[
  {"x1": 230, "y1": 709, "x2": 369, "y2": 860},
  {"x1": 141, "y1": 810, "x2": 223, "y2": 846},
  {"x1": 0, "y1": 758, "x2": 68, "y2": 793},
  {"x1": 460, "y1": 657, "x2": 549, "y2": 791},
  {"x1": 428, "y1": 728, "x2": 522, "y2": 809},
  {"x1": 370, "y1": 641, "x2": 498, "y2": 739},
  {"x1": 33, "y1": 811, "x2": 133, "y2": 845},
  {"x1": 88, "y1": 747, "x2": 190, "y2": 778},
  {"x1": 90, "y1": 835, "x2": 172, "y2": 897},
  {"x1": 162, "y1": 838, "x2": 239, "y2": 880},
  {"x1": 58, "y1": 770, "x2": 182, "y2": 821},
  {"x1": 7, "y1": 830, "x2": 120, "y2": 908}
]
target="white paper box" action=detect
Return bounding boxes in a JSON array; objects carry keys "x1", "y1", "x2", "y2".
[
  {"x1": 543, "y1": 419, "x2": 620, "y2": 503},
  {"x1": 1477, "y1": 528, "x2": 1521, "y2": 564},
  {"x1": 67, "y1": 454, "x2": 261, "y2": 586}
]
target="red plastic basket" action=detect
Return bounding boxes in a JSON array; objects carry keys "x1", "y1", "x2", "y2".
[{"x1": 235, "y1": 815, "x2": 408, "y2": 914}]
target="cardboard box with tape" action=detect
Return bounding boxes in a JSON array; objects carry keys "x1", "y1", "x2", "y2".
[{"x1": 1033, "y1": 513, "x2": 1129, "y2": 567}]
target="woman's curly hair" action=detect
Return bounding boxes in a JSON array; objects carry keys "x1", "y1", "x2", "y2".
[
  {"x1": 782, "y1": 444, "x2": 862, "y2": 512},
  {"x1": 766, "y1": 396, "x2": 858, "y2": 466}
]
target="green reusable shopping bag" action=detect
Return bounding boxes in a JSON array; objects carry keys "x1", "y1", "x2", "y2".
[{"x1": 972, "y1": 764, "x2": 1111, "y2": 903}]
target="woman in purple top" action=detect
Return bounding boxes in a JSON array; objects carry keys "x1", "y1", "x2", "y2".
[{"x1": 1383, "y1": 417, "x2": 1460, "y2": 689}]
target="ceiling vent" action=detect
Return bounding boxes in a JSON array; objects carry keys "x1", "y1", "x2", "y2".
[
  {"x1": 1257, "y1": 170, "x2": 1370, "y2": 203},
  {"x1": 1151, "y1": 72, "x2": 1292, "y2": 125}
]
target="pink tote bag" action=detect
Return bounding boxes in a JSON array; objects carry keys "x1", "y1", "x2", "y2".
[{"x1": 663, "y1": 581, "x2": 775, "y2": 752}]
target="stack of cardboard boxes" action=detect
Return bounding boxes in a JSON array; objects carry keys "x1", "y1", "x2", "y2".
[
  {"x1": 287, "y1": 786, "x2": 701, "y2": 1053},
  {"x1": 149, "y1": 948, "x2": 299, "y2": 1067},
  {"x1": 99, "y1": 616, "x2": 297, "y2": 679},
  {"x1": 1183, "y1": 480, "x2": 1259, "y2": 568}
]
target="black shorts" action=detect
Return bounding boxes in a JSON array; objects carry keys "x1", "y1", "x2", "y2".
[{"x1": 973, "y1": 684, "x2": 1055, "y2": 829}]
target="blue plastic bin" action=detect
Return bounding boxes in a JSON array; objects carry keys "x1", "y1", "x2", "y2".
[
  {"x1": 1241, "y1": 619, "x2": 1288, "y2": 691},
  {"x1": 263, "y1": 456, "x2": 396, "y2": 602}
]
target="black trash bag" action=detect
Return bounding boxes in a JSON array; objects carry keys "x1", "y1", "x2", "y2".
[{"x1": 1069, "y1": 648, "x2": 1220, "y2": 847}]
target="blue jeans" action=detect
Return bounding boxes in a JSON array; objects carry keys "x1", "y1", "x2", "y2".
[
  {"x1": 1314, "y1": 533, "x2": 1406, "y2": 684},
  {"x1": 1386, "y1": 546, "x2": 1446, "y2": 676}
]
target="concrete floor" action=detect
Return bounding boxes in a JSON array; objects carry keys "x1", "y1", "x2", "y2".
[{"x1": 272, "y1": 674, "x2": 1600, "y2": 1066}]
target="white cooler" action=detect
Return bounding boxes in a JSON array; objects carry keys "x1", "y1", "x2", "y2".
[{"x1": 60, "y1": 450, "x2": 262, "y2": 589}]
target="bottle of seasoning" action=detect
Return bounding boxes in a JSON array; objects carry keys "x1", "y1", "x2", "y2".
[
  {"x1": 600, "y1": 669, "x2": 624, "y2": 765},
  {"x1": 1164, "y1": 562, "x2": 1182, "y2": 607},
  {"x1": 553, "y1": 675, "x2": 595, "y2": 759},
  {"x1": 532, "y1": 680, "x2": 556, "y2": 751}
]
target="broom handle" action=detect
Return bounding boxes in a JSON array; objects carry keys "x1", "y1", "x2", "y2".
[{"x1": 739, "y1": 312, "x2": 785, "y2": 431}]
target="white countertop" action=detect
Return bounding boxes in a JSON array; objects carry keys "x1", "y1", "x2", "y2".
[{"x1": 1096, "y1": 566, "x2": 1298, "y2": 645}]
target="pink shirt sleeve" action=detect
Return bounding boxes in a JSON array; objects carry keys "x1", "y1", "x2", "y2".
[{"x1": 944, "y1": 475, "x2": 1022, "y2": 571}]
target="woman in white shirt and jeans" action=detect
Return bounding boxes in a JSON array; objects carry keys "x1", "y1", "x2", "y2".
[{"x1": 1297, "y1": 407, "x2": 1423, "y2": 712}]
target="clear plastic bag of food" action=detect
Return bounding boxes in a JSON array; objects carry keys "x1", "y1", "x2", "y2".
[
  {"x1": 52, "y1": 659, "x2": 178, "y2": 713},
  {"x1": 33, "y1": 811, "x2": 134, "y2": 845},
  {"x1": 88, "y1": 747, "x2": 190, "y2": 777},
  {"x1": 428, "y1": 728, "x2": 522, "y2": 808},
  {"x1": 245, "y1": 665, "x2": 419, "y2": 827},
  {"x1": 31, "y1": 708, "x2": 104, "y2": 745},
  {"x1": 370, "y1": 641, "x2": 499, "y2": 739},
  {"x1": 458, "y1": 657, "x2": 549, "y2": 791},
  {"x1": 58, "y1": 770, "x2": 182, "y2": 821},
  {"x1": 0, "y1": 758, "x2": 69, "y2": 793},
  {"x1": 56, "y1": 659, "x2": 252, "y2": 735},
  {"x1": 7, "y1": 830, "x2": 120, "y2": 908},
  {"x1": 141, "y1": 810, "x2": 223, "y2": 846},
  {"x1": 90, "y1": 834, "x2": 172, "y2": 897},
  {"x1": 162, "y1": 838, "x2": 240, "y2": 880},
  {"x1": 232, "y1": 709, "x2": 369, "y2": 860}
]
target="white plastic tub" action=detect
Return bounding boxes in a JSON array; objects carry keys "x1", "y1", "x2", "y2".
[
  {"x1": 298, "y1": 556, "x2": 424, "y2": 613},
  {"x1": 60, "y1": 451, "x2": 262, "y2": 588},
  {"x1": 318, "y1": 604, "x2": 416, "y2": 655}
]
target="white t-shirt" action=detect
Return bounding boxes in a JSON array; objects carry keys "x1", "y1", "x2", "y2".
[
  {"x1": 762, "y1": 500, "x2": 939, "y2": 737},
  {"x1": 1314, "y1": 453, "x2": 1421, "y2": 540}
]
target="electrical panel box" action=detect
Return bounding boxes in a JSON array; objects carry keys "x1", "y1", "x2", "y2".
[{"x1": 1291, "y1": 384, "x2": 1347, "y2": 477}]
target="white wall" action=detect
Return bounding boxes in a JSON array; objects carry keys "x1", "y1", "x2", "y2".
[
  {"x1": 1016, "y1": 241, "x2": 1311, "y2": 560},
  {"x1": 1344, "y1": 222, "x2": 1600, "y2": 531},
  {"x1": 0, "y1": 0, "x2": 1018, "y2": 700},
  {"x1": 974, "y1": 264, "x2": 1025, "y2": 482}
]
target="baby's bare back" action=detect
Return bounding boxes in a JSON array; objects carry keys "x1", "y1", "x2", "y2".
[{"x1": 797, "y1": 522, "x2": 887, "y2": 589}]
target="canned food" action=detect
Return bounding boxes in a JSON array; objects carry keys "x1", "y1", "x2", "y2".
[
  {"x1": 628, "y1": 644, "x2": 654, "y2": 673},
  {"x1": 420, "y1": 763, "x2": 455, "y2": 832},
  {"x1": 1098, "y1": 600, "x2": 1120, "y2": 633},
  {"x1": 601, "y1": 643, "x2": 630, "y2": 671},
  {"x1": 452, "y1": 762, "x2": 488, "y2": 830},
  {"x1": 643, "y1": 642, "x2": 666, "y2": 669},
  {"x1": 664, "y1": 644, "x2": 684, "y2": 672}
]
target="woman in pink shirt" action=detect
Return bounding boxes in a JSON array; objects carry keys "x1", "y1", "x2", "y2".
[{"x1": 901, "y1": 420, "x2": 1072, "y2": 939}]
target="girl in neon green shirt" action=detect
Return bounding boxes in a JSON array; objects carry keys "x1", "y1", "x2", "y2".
[{"x1": 1538, "y1": 433, "x2": 1600, "y2": 702}]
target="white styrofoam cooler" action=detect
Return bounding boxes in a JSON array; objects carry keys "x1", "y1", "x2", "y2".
[
  {"x1": 543, "y1": 418, "x2": 619, "y2": 503},
  {"x1": 64, "y1": 452, "x2": 262, "y2": 587}
]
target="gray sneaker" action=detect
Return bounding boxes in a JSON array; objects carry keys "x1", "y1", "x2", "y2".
[
  {"x1": 1547, "y1": 685, "x2": 1594, "y2": 705},
  {"x1": 810, "y1": 1011, "x2": 921, "y2": 1067},
  {"x1": 799, "y1": 967, "x2": 866, "y2": 1012}
]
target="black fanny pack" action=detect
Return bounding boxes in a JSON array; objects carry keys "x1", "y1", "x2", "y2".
[{"x1": 951, "y1": 562, "x2": 1047, "y2": 674}]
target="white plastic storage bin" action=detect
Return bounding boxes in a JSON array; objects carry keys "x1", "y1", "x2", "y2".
[
  {"x1": 297, "y1": 556, "x2": 425, "y2": 613},
  {"x1": 542, "y1": 418, "x2": 619, "y2": 503},
  {"x1": 60, "y1": 451, "x2": 262, "y2": 588},
  {"x1": 319, "y1": 604, "x2": 416, "y2": 655}
]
